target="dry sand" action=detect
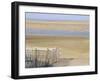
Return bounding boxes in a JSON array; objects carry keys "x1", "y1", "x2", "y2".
[{"x1": 26, "y1": 36, "x2": 89, "y2": 66}]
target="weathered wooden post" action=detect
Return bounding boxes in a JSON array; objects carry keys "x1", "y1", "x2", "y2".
[
  {"x1": 45, "y1": 48, "x2": 49, "y2": 66},
  {"x1": 54, "y1": 48, "x2": 58, "y2": 63},
  {"x1": 34, "y1": 48, "x2": 37, "y2": 67}
]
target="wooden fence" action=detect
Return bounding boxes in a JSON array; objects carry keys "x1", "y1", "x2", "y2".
[{"x1": 25, "y1": 47, "x2": 60, "y2": 68}]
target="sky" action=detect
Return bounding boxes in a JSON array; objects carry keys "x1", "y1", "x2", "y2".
[
  {"x1": 25, "y1": 12, "x2": 89, "y2": 37},
  {"x1": 25, "y1": 12, "x2": 89, "y2": 21}
]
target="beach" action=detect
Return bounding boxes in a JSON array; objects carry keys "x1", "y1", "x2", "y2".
[
  {"x1": 25, "y1": 13, "x2": 89, "y2": 67},
  {"x1": 26, "y1": 36, "x2": 89, "y2": 66}
]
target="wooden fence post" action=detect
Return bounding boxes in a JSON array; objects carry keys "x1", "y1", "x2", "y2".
[{"x1": 35, "y1": 48, "x2": 37, "y2": 67}]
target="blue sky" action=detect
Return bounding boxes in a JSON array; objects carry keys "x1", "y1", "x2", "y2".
[{"x1": 25, "y1": 12, "x2": 89, "y2": 21}]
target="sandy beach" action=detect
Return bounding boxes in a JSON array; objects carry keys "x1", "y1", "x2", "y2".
[
  {"x1": 26, "y1": 36, "x2": 89, "y2": 66},
  {"x1": 25, "y1": 13, "x2": 89, "y2": 67}
]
